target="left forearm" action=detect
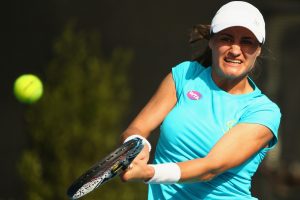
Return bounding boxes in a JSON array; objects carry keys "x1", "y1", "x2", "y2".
[
  {"x1": 148, "y1": 124, "x2": 274, "y2": 183},
  {"x1": 144, "y1": 157, "x2": 220, "y2": 184},
  {"x1": 177, "y1": 157, "x2": 221, "y2": 182}
]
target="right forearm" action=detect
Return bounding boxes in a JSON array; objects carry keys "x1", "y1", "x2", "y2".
[
  {"x1": 121, "y1": 73, "x2": 176, "y2": 142},
  {"x1": 121, "y1": 125, "x2": 152, "y2": 152},
  {"x1": 121, "y1": 126, "x2": 148, "y2": 141}
]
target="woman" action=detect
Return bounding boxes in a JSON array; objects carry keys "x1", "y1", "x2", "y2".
[{"x1": 121, "y1": 1, "x2": 281, "y2": 199}]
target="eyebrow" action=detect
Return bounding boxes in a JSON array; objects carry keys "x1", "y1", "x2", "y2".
[{"x1": 219, "y1": 33, "x2": 255, "y2": 40}]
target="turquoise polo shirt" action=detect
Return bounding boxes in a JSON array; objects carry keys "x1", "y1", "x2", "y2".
[{"x1": 148, "y1": 61, "x2": 281, "y2": 200}]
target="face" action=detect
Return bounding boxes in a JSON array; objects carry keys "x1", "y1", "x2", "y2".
[{"x1": 209, "y1": 26, "x2": 261, "y2": 82}]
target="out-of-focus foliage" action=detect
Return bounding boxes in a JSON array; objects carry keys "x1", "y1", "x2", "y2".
[{"x1": 18, "y1": 23, "x2": 147, "y2": 200}]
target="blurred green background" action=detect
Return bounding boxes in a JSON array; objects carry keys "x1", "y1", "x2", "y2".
[{"x1": 2, "y1": 0, "x2": 300, "y2": 199}]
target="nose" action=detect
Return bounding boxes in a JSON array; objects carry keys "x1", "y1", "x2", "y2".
[{"x1": 229, "y1": 44, "x2": 241, "y2": 57}]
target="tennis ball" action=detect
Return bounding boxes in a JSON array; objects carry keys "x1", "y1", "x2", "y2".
[{"x1": 14, "y1": 74, "x2": 43, "y2": 104}]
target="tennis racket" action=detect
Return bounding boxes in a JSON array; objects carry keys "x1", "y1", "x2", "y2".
[{"x1": 67, "y1": 137, "x2": 144, "y2": 199}]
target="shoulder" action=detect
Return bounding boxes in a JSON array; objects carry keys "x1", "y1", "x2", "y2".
[
  {"x1": 172, "y1": 61, "x2": 206, "y2": 80},
  {"x1": 240, "y1": 93, "x2": 281, "y2": 148},
  {"x1": 245, "y1": 79, "x2": 281, "y2": 117},
  {"x1": 247, "y1": 94, "x2": 281, "y2": 116},
  {"x1": 171, "y1": 61, "x2": 208, "y2": 98}
]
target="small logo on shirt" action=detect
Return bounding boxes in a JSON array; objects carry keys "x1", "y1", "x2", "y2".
[
  {"x1": 187, "y1": 90, "x2": 202, "y2": 100},
  {"x1": 223, "y1": 119, "x2": 237, "y2": 133},
  {"x1": 226, "y1": 120, "x2": 236, "y2": 129}
]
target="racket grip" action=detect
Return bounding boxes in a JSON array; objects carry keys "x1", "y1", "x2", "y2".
[{"x1": 124, "y1": 134, "x2": 152, "y2": 152}]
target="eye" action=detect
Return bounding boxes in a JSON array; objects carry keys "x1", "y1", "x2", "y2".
[
  {"x1": 219, "y1": 36, "x2": 233, "y2": 43},
  {"x1": 240, "y1": 39, "x2": 255, "y2": 45}
]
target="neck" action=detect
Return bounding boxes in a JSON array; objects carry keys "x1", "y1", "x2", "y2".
[{"x1": 211, "y1": 72, "x2": 254, "y2": 95}]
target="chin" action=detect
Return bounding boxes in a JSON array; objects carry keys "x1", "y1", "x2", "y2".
[{"x1": 216, "y1": 67, "x2": 247, "y2": 80}]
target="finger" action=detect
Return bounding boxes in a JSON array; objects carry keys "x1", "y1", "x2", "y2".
[{"x1": 128, "y1": 163, "x2": 134, "y2": 170}]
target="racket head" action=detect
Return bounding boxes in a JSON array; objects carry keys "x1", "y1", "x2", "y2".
[{"x1": 67, "y1": 137, "x2": 144, "y2": 199}]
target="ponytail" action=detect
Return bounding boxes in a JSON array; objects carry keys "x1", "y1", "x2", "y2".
[{"x1": 189, "y1": 24, "x2": 212, "y2": 67}]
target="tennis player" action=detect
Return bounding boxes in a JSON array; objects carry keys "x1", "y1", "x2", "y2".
[{"x1": 121, "y1": 1, "x2": 281, "y2": 199}]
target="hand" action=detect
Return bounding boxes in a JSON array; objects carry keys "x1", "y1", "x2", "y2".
[
  {"x1": 135, "y1": 143, "x2": 151, "y2": 164},
  {"x1": 120, "y1": 146, "x2": 154, "y2": 182}
]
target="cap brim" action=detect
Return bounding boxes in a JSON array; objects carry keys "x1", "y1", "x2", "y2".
[{"x1": 211, "y1": 23, "x2": 264, "y2": 44}]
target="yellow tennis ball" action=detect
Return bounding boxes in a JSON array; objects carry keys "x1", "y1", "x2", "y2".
[{"x1": 14, "y1": 74, "x2": 43, "y2": 104}]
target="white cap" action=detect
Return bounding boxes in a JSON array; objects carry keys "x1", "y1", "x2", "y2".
[{"x1": 210, "y1": 1, "x2": 265, "y2": 43}]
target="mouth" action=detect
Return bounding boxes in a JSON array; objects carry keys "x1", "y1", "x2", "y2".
[{"x1": 224, "y1": 58, "x2": 242, "y2": 64}]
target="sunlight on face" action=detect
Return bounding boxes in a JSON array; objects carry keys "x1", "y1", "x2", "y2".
[{"x1": 209, "y1": 26, "x2": 262, "y2": 81}]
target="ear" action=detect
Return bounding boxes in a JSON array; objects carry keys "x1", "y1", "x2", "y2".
[{"x1": 256, "y1": 46, "x2": 262, "y2": 57}]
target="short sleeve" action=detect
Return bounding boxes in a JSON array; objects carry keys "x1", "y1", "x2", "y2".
[
  {"x1": 171, "y1": 61, "x2": 206, "y2": 98},
  {"x1": 239, "y1": 99, "x2": 281, "y2": 148}
]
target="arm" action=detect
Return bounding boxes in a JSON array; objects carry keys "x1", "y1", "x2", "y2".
[
  {"x1": 122, "y1": 123, "x2": 274, "y2": 183},
  {"x1": 120, "y1": 73, "x2": 177, "y2": 166},
  {"x1": 178, "y1": 123, "x2": 273, "y2": 181},
  {"x1": 121, "y1": 72, "x2": 177, "y2": 142}
]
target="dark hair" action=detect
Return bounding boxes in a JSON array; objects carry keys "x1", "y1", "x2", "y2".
[{"x1": 189, "y1": 24, "x2": 212, "y2": 67}]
